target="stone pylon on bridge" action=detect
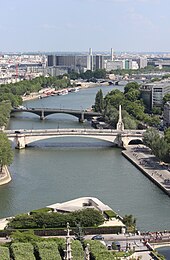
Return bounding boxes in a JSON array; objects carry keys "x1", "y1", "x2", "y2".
[{"x1": 116, "y1": 105, "x2": 124, "y2": 131}]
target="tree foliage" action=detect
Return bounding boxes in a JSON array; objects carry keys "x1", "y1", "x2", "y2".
[
  {"x1": 7, "y1": 208, "x2": 105, "y2": 229},
  {"x1": 94, "y1": 89, "x2": 104, "y2": 112},
  {"x1": 163, "y1": 93, "x2": 170, "y2": 105},
  {"x1": 143, "y1": 128, "x2": 170, "y2": 163},
  {"x1": 0, "y1": 132, "x2": 13, "y2": 171}
]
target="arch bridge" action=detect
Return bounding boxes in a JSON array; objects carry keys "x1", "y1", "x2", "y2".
[
  {"x1": 5, "y1": 129, "x2": 145, "y2": 149},
  {"x1": 11, "y1": 108, "x2": 102, "y2": 122}
]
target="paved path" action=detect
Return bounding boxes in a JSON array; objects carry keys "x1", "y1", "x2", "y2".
[{"x1": 122, "y1": 145, "x2": 170, "y2": 196}]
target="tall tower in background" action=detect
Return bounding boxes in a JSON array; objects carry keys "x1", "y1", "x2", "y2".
[
  {"x1": 111, "y1": 48, "x2": 114, "y2": 61},
  {"x1": 87, "y1": 48, "x2": 93, "y2": 71}
]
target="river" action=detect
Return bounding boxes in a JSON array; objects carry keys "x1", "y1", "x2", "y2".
[{"x1": 0, "y1": 84, "x2": 170, "y2": 233}]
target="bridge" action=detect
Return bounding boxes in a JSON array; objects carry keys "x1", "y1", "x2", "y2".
[
  {"x1": 11, "y1": 108, "x2": 102, "y2": 122},
  {"x1": 5, "y1": 129, "x2": 145, "y2": 149}
]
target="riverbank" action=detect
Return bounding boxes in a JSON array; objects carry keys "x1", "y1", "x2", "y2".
[
  {"x1": 122, "y1": 145, "x2": 170, "y2": 196},
  {"x1": 0, "y1": 166, "x2": 11, "y2": 186},
  {"x1": 22, "y1": 81, "x2": 109, "y2": 102}
]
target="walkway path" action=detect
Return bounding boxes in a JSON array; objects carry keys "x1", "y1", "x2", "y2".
[
  {"x1": 0, "y1": 166, "x2": 11, "y2": 186},
  {"x1": 122, "y1": 145, "x2": 170, "y2": 196}
]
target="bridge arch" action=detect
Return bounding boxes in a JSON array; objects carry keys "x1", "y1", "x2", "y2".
[
  {"x1": 121, "y1": 136, "x2": 143, "y2": 147},
  {"x1": 128, "y1": 139, "x2": 143, "y2": 145},
  {"x1": 7, "y1": 132, "x2": 119, "y2": 149},
  {"x1": 11, "y1": 108, "x2": 101, "y2": 122}
]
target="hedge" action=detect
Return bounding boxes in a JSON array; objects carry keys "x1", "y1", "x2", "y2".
[
  {"x1": 35, "y1": 241, "x2": 62, "y2": 260},
  {"x1": 71, "y1": 240, "x2": 84, "y2": 260},
  {"x1": 84, "y1": 240, "x2": 115, "y2": 260},
  {"x1": 10, "y1": 242, "x2": 36, "y2": 260},
  {"x1": 104, "y1": 210, "x2": 117, "y2": 219},
  {"x1": 0, "y1": 246, "x2": 10, "y2": 260},
  {"x1": 30, "y1": 207, "x2": 54, "y2": 215}
]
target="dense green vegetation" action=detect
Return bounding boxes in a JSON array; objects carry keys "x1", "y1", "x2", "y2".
[
  {"x1": 0, "y1": 246, "x2": 10, "y2": 260},
  {"x1": 143, "y1": 128, "x2": 170, "y2": 163},
  {"x1": 9, "y1": 231, "x2": 84, "y2": 260},
  {"x1": 5, "y1": 230, "x2": 138, "y2": 260},
  {"x1": 94, "y1": 82, "x2": 160, "y2": 129},
  {"x1": 10, "y1": 243, "x2": 36, "y2": 260},
  {"x1": 34, "y1": 241, "x2": 62, "y2": 260},
  {"x1": 84, "y1": 240, "x2": 115, "y2": 260},
  {"x1": 0, "y1": 75, "x2": 70, "y2": 108},
  {"x1": 0, "y1": 101, "x2": 12, "y2": 129},
  {"x1": 104, "y1": 210, "x2": 117, "y2": 219},
  {"x1": 30, "y1": 207, "x2": 54, "y2": 215},
  {"x1": 69, "y1": 69, "x2": 107, "y2": 80},
  {"x1": 7, "y1": 208, "x2": 105, "y2": 229},
  {"x1": 122, "y1": 215, "x2": 136, "y2": 233},
  {"x1": 0, "y1": 132, "x2": 13, "y2": 172}
]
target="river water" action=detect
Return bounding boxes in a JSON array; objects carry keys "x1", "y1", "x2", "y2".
[{"x1": 0, "y1": 84, "x2": 170, "y2": 233}]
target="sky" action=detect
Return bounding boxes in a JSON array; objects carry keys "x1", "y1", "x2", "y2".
[{"x1": 0, "y1": 0, "x2": 170, "y2": 53}]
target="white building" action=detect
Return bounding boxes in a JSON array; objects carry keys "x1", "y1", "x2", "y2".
[{"x1": 106, "y1": 60, "x2": 125, "y2": 71}]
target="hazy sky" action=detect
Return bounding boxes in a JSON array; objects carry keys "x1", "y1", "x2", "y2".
[{"x1": 0, "y1": 0, "x2": 170, "y2": 53}]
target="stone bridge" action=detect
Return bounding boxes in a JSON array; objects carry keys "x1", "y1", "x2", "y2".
[
  {"x1": 5, "y1": 129, "x2": 145, "y2": 149},
  {"x1": 11, "y1": 108, "x2": 102, "y2": 122}
]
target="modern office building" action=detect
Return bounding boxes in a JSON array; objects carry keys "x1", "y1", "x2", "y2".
[
  {"x1": 163, "y1": 102, "x2": 170, "y2": 127},
  {"x1": 111, "y1": 48, "x2": 114, "y2": 61},
  {"x1": 105, "y1": 60, "x2": 125, "y2": 71},
  {"x1": 140, "y1": 80, "x2": 170, "y2": 110},
  {"x1": 95, "y1": 55, "x2": 104, "y2": 69},
  {"x1": 47, "y1": 48, "x2": 105, "y2": 73}
]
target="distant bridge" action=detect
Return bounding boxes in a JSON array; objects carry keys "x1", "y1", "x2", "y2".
[
  {"x1": 5, "y1": 129, "x2": 145, "y2": 149},
  {"x1": 11, "y1": 108, "x2": 102, "y2": 122}
]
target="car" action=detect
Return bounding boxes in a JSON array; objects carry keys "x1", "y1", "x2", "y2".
[
  {"x1": 15, "y1": 131, "x2": 21, "y2": 134},
  {"x1": 91, "y1": 235, "x2": 104, "y2": 240}
]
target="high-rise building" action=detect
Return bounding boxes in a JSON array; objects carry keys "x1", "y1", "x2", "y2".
[
  {"x1": 47, "y1": 55, "x2": 56, "y2": 67},
  {"x1": 111, "y1": 48, "x2": 114, "y2": 61},
  {"x1": 87, "y1": 48, "x2": 93, "y2": 71},
  {"x1": 95, "y1": 55, "x2": 104, "y2": 69}
]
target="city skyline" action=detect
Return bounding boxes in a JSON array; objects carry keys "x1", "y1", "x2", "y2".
[{"x1": 0, "y1": 0, "x2": 170, "y2": 53}]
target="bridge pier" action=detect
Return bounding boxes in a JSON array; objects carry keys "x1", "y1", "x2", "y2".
[
  {"x1": 40, "y1": 110, "x2": 45, "y2": 120},
  {"x1": 79, "y1": 112, "x2": 85, "y2": 123},
  {"x1": 16, "y1": 136, "x2": 26, "y2": 149}
]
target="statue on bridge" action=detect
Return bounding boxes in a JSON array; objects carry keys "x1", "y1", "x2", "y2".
[{"x1": 116, "y1": 105, "x2": 124, "y2": 131}]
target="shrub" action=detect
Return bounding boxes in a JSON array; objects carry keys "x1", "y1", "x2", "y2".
[
  {"x1": 30, "y1": 207, "x2": 53, "y2": 215},
  {"x1": 10, "y1": 242, "x2": 35, "y2": 260},
  {"x1": 0, "y1": 246, "x2": 10, "y2": 260},
  {"x1": 71, "y1": 240, "x2": 84, "y2": 260},
  {"x1": 35, "y1": 241, "x2": 62, "y2": 260},
  {"x1": 104, "y1": 210, "x2": 117, "y2": 219},
  {"x1": 7, "y1": 208, "x2": 105, "y2": 229},
  {"x1": 84, "y1": 240, "x2": 115, "y2": 260}
]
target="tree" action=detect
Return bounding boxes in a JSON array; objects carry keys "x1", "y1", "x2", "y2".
[
  {"x1": 125, "y1": 89, "x2": 140, "y2": 102},
  {"x1": 122, "y1": 110, "x2": 137, "y2": 129},
  {"x1": 104, "y1": 89, "x2": 125, "y2": 109},
  {"x1": 163, "y1": 93, "x2": 170, "y2": 105},
  {"x1": 124, "y1": 82, "x2": 140, "y2": 94},
  {"x1": 11, "y1": 230, "x2": 43, "y2": 243},
  {"x1": 0, "y1": 133, "x2": 13, "y2": 172},
  {"x1": 94, "y1": 89, "x2": 104, "y2": 112},
  {"x1": 164, "y1": 127, "x2": 170, "y2": 144},
  {"x1": 143, "y1": 128, "x2": 160, "y2": 149},
  {"x1": 122, "y1": 214, "x2": 136, "y2": 231},
  {"x1": 93, "y1": 69, "x2": 106, "y2": 79}
]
